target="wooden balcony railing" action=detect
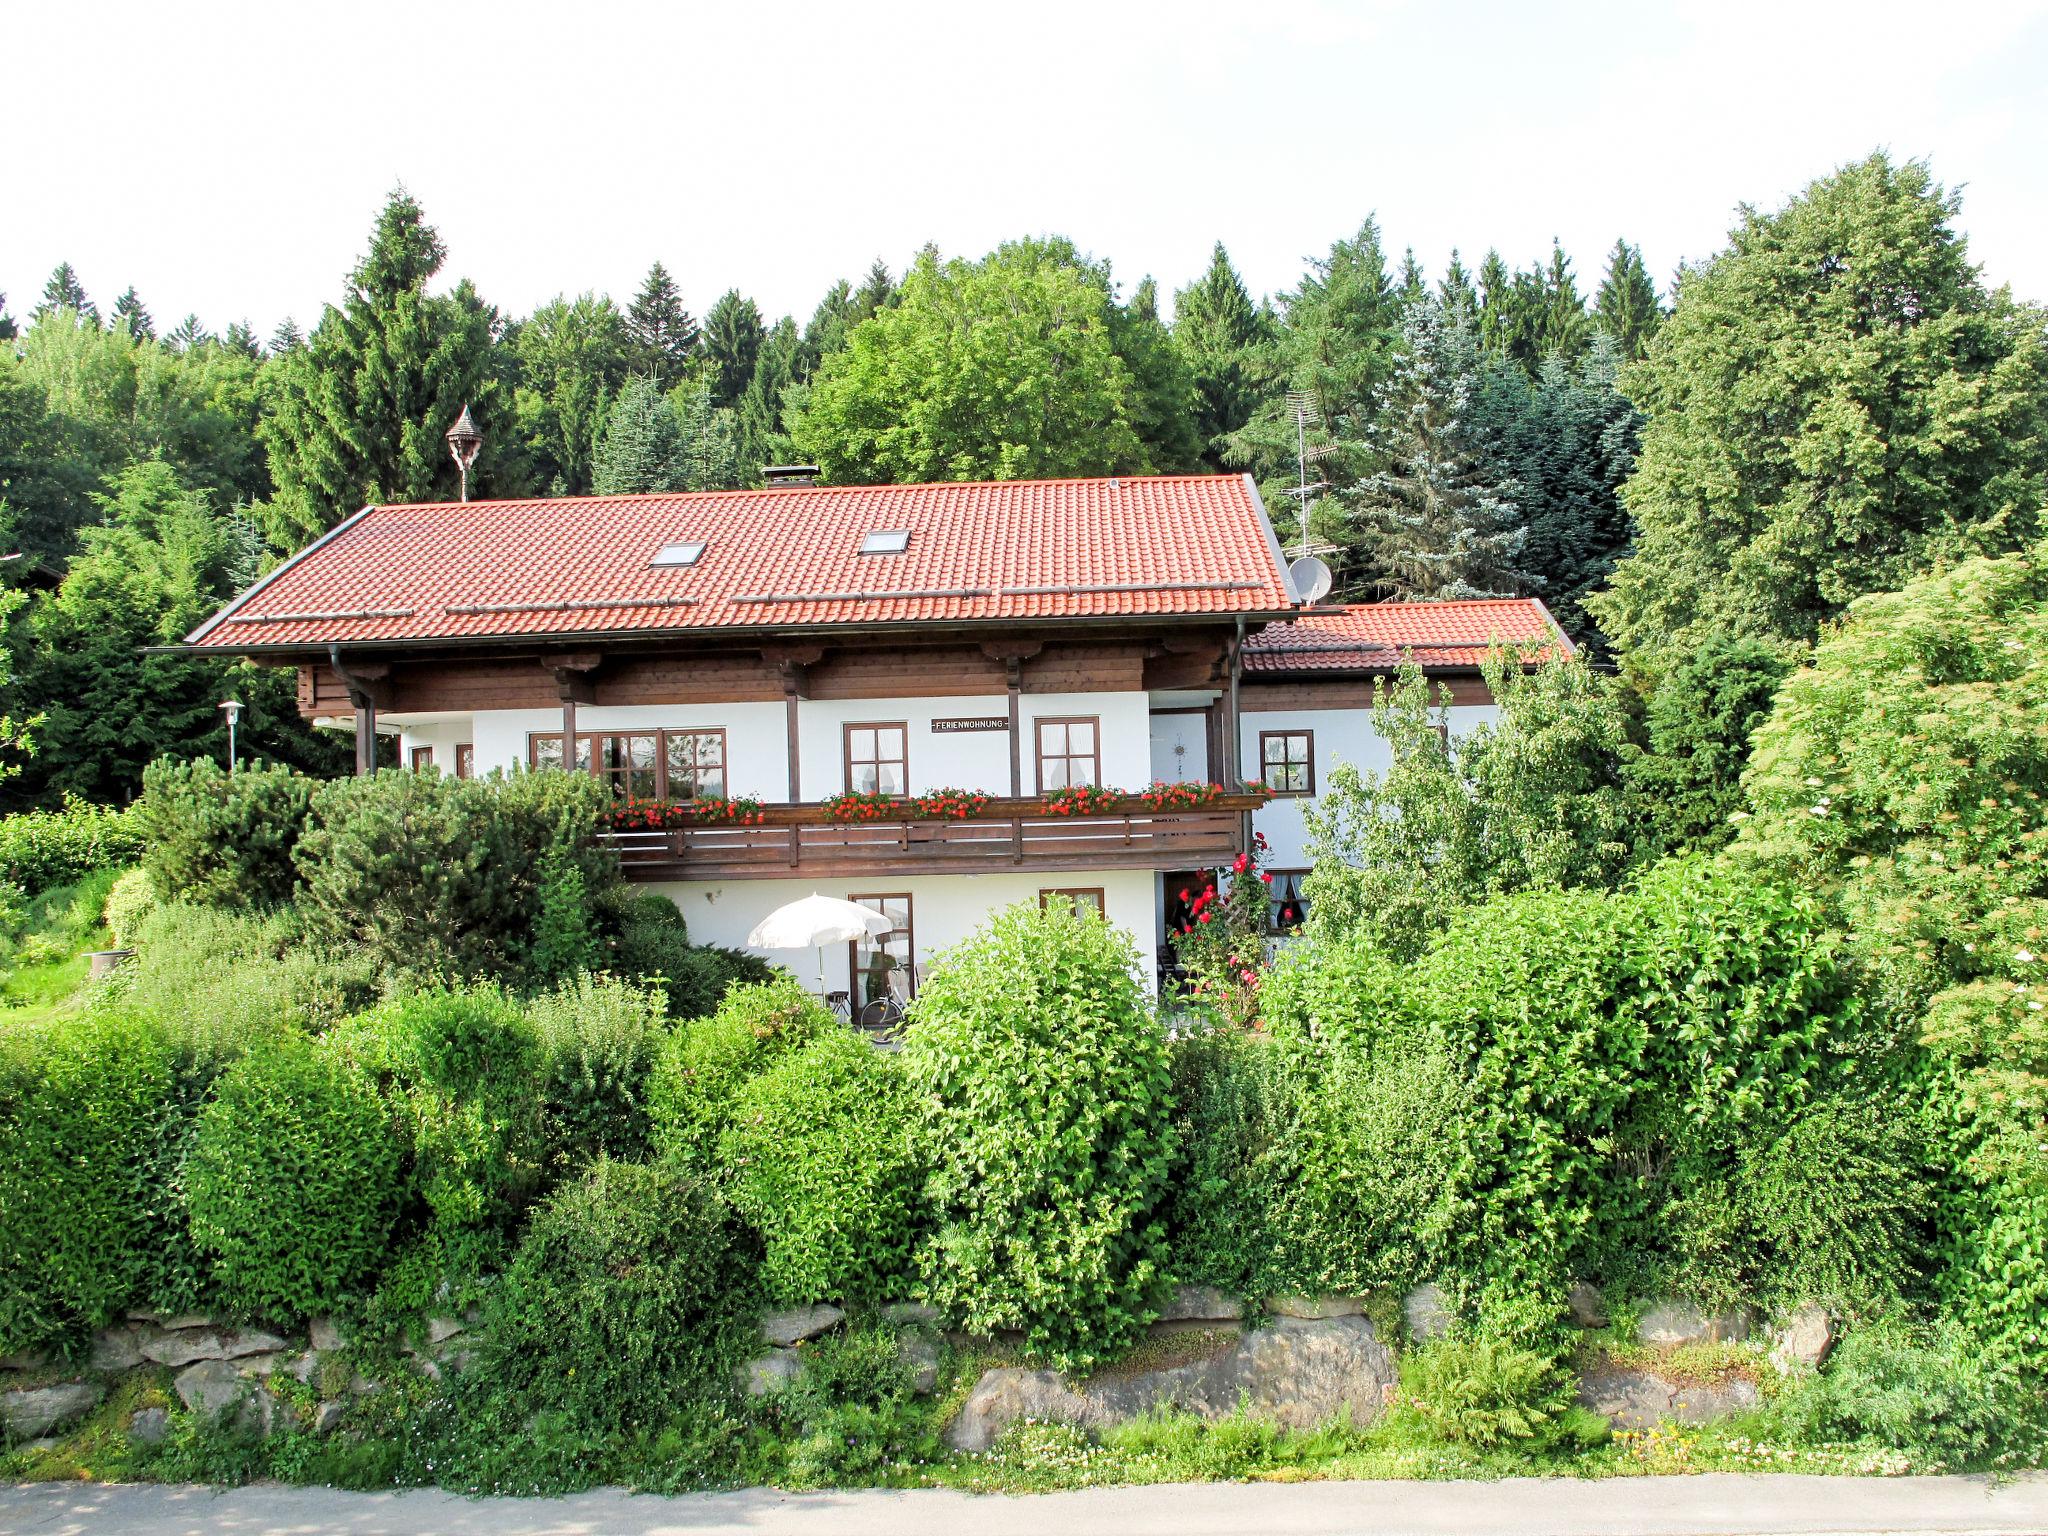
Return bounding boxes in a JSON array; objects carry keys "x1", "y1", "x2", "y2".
[{"x1": 600, "y1": 794, "x2": 1264, "y2": 881}]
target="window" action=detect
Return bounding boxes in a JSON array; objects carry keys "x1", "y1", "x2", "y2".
[
  {"x1": 1041, "y1": 888, "x2": 1106, "y2": 916},
  {"x1": 1035, "y1": 717, "x2": 1100, "y2": 791},
  {"x1": 410, "y1": 745, "x2": 434, "y2": 772},
  {"x1": 594, "y1": 733, "x2": 661, "y2": 802},
  {"x1": 859, "y1": 529, "x2": 910, "y2": 555},
  {"x1": 1260, "y1": 731, "x2": 1315, "y2": 796},
  {"x1": 663, "y1": 730, "x2": 727, "y2": 800},
  {"x1": 651, "y1": 539, "x2": 706, "y2": 567},
  {"x1": 848, "y1": 894, "x2": 914, "y2": 1009},
  {"x1": 455, "y1": 744, "x2": 475, "y2": 780},
  {"x1": 1267, "y1": 870, "x2": 1311, "y2": 934},
  {"x1": 527, "y1": 727, "x2": 727, "y2": 802},
  {"x1": 844, "y1": 722, "x2": 908, "y2": 796}
]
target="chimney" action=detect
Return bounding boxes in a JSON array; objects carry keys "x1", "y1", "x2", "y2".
[{"x1": 762, "y1": 465, "x2": 820, "y2": 489}]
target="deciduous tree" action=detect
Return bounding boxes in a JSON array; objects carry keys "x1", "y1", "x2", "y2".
[{"x1": 1588, "y1": 152, "x2": 2048, "y2": 660}]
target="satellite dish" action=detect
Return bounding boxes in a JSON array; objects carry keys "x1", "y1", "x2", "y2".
[{"x1": 1289, "y1": 556, "x2": 1334, "y2": 605}]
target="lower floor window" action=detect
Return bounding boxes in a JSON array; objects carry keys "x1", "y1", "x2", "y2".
[
  {"x1": 848, "y1": 893, "x2": 914, "y2": 1010},
  {"x1": 1267, "y1": 869, "x2": 1311, "y2": 934},
  {"x1": 1041, "y1": 887, "x2": 1106, "y2": 916},
  {"x1": 455, "y1": 744, "x2": 475, "y2": 780},
  {"x1": 410, "y1": 745, "x2": 433, "y2": 772}
]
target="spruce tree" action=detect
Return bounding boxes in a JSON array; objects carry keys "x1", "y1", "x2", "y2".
[
  {"x1": 800, "y1": 280, "x2": 858, "y2": 376},
  {"x1": 736, "y1": 317, "x2": 801, "y2": 476},
  {"x1": 1348, "y1": 297, "x2": 1532, "y2": 601},
  {"x1": 591, "y1": 374, "x2": 687, "y2": 494},
  {"x1": 1476, "y1": 250, "x2": 1515, "y2": 358},
  {"x1": 854, "y1": 258, "x2": 895, "y2": 317},
  {"x1": 1172, "y1": 242, "x2": 1267, "y2": 467},
  {"x1": 1114, "y1": 277, "x2": 1205, "y2": 473},
  {"x1": 673, "y1": 378, "x2": 744, "y2": 490},
  {"x1": 1439, "y1": 250, "x2": 1479, "y2": 326},
  {"x1": 165, "y1": 314, "x2": 211, "y2": 352},
  {"x1": 626, "y1": 261, "x2": 698, "y2": 387},
  {"x1": 111, "y1": 287, "x2": 155, "y2": 341},
  {"x1": 222, "y1": 321, "x2": 260, "y2": 359},
  {"x1": 269, "y1": 317, "x2": 304, "y2": 354},
  {"x1": 0, "y1": 294, "x2": 15, "y2": 342},
  {"x1": 1539, "y1": 242, "x2": 1591, "y2": 366},
  {"x1": 702, "y1": 290, "x2": 765, "y2": 409},
  {"x1": 36, "y1": 264, "x2": 96, "y2": 325},
  {"x1": 1223, "y1": 218, "x2": 1401, "y2": 498},
  {"x1": 1594, "y1": 239, "x2": 1661, "y2": 360},
  {"x1": 1397, "y1": 248, "x2": 1427, "y2": 306},
  {"x1": 261, "y1": 189, "x2": 500, "y2": 546}
]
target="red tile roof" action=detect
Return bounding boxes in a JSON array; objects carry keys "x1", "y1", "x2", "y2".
[
  {"x1": 1243, "y1": 599, "x2": 1569, "y2": 672},
  {"x1": 188, "y1": 475, "x2": 1297, "y2": 651}
]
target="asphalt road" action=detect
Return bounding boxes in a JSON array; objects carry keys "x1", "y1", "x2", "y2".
[{"x1": 4, "y1": 1475, "x2": 2048, "y2": 1536}]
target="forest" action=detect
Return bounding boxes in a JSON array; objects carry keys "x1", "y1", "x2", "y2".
[{"x1": 0, "y1": 149, "x2": 2043, "y2": 813}]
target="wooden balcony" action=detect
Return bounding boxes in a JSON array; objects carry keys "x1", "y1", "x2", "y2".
[{"x1": 601, "y1": 794, "x2": 1263, "y2": 882}]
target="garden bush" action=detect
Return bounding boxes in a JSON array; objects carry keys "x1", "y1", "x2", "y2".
[
  {"x1": 722, "y1": 1027, "x2": 921, "y2": 1302},
  {"x1": 647, "y1": 976, "x2": 834, "y2": 1167},
  {"x1": 113, "y1": 899, "x2": 382, "y2": 1039},
  {"x1": 610, "y1": 893, "x2": 772, "y2": 1019},
  {"x1": 338, "y1": 987, "x2": 544, "y2": 1294},
  {"x1": 527, "y1": 974, "x2": 669, "y2": 1172},
  {"x1": 186, "y1": 1037, "x2": 405, "y2": 1320},
  {"x1": 293, "y1": 767, "x2": 617, "y2": 984},
  {"x1": 134, "y1": 759, "x2": 312, "y2": 909},
  {"x1": 1754, "y1": 1319, "x2": 2022, "y2": 1470},
  {"x1": 467, "y1": 1158, "x2": 753, "y2": 1434},
  {"x1": 102, "y1": 867, "x2": 157, "y2": 948},
  {"x1": 0, "y1": 1011, "x2": 175, "y2": 1352},
  {"x1": 904, "y1": 899, "x2": 1175, "y2": 1369},
  {"x1": 0, "y1": 796, "x2": 145, "y2": 895},
  {"x1": 1388, "y1": 1329, "x2": 1590, "y2": 1453}
]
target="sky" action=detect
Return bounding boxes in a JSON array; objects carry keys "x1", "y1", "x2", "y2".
[{"x1": 10, "y1": 0, "x2": 2048, "y2": 337}]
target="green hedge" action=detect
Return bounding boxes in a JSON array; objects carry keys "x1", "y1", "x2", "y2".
[
  {"x1": 0, "y1": 797, "x2": 145, "y2": 895},
  {"x1": 469, "y1": 1158, "x2": 753, "y2": 1434},
  {"x1": 187, "y1": 1037, "x2": 406, "y2": 1320},
  {"x1": 647, "y1": 977, "x2": 834, "y2": 1168},
  {"x1": 135, "y1": 758, "x2": 312, "y2": 909},
  {"x1": 723, "y1": 1027, "x2": 921, "y2": 1303},
  {"x1": 905, "y1": 900, "x2": 1175, "y2": 1370},
  {"x1": 0, "y1": 1012, "x2": 174, "y2": 1352},
  {"x1": 528, "y1": 974, "x2": 670, "y2": 1172}
]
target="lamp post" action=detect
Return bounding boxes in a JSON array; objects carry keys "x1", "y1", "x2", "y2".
[
  {"x1": 219, "y1": 699, "x2": 242, "y2": 772},
  {"x1": 445, "y1": 405, "x2": 483, "y2": 503}
]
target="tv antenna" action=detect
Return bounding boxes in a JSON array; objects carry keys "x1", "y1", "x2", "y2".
[{"x1": 1277, "y1": 390, "x2": 1336, "y2": 603}]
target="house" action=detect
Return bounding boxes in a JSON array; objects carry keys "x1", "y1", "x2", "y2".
[{"x1": 178, "y1": 473, "x2": 1561, "y2": 1004}]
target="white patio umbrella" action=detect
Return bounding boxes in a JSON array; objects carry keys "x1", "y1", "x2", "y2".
[{"x1": 747, "y1": 893, "x2": 893, "y2": 996}]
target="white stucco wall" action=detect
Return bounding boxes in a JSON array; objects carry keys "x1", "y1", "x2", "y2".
[
  {"x1": 647, "y1": 867, "x2": 1161, "y2": 998},
  {"x1": 1242, "y1": 703, "x2": 1501, "y2": 870}
]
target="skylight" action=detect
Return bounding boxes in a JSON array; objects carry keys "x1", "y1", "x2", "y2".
[
  {"x1": 652, "y1": 540, "x2": 706, "y2": 567},
  {"x1": 860, "y1": 530, "x2": 911, "y2": 555}
]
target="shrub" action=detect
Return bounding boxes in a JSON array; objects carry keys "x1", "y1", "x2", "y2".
[
  {"x1": 1737, "y1": 1097, "x2": 1935, "y2": 1315},
  {"x1": 530, "y1": 847, "x2": 601, "y2": 982},
  {"x1": 186, "y1": 1037, "x2": 405, "y2": 1320},
  {"x1": 468, "y1": 1158, "x2": 753, "y2": 1433},
  {"x1": 1165, "y1": 1026, "x2": 1290, "y2": 1293},
  {"x1": 1755, "y1": 1320, "x2": 2021, "y2": 1470},
  {"x1": 348, "y1": 999, "x2": 548, "y2": 1236},
  {"x1": 113, "y1": 899, "x2": 382, "y2": 1038},
  {"x1": 527, "y1": 974, "x2": 669, "y2": 1171},
  {"x1": 135, "y1": 759, "x2": 312, "y2": 908},
  {"x1": 647, "y1": 976, "x2": 834, "y2": 1167},
  {"x1": 0, "y1": 1012, "x2": 174, "y2": 1352},
  {"x1": 1389, "y1": 1331, "x2": 1577, "y2": 1451},
  {"x1": 0, "y1": 796, "x2": 146, "y2": 895},
  {"x1": 610, "y1": 893, "x2": 772, "y2": 1019},
  {"x1": 904, "y1": 899, "x2": 1175, "y2": 1370},
  {"x1": 722, "y1": 1028, "x2": 921, "y2": 1302},
  {"x1": 102, "y1": 867, "x2": 157, "y2": 948},
  {"x1": 294, "y1": 770, "x2": 524, "y2": 980}
]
